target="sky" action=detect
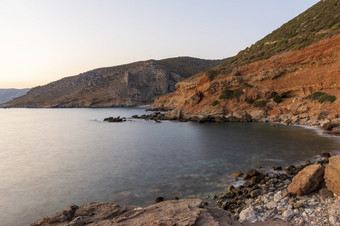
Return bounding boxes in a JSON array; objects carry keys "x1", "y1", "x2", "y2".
[{"x1": 0, "y1": 0, "x2": 319, "y2": 88}]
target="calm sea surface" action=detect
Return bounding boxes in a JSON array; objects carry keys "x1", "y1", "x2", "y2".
[{"x1": 1, "y1": 108, "x2": 340, "y2": 225}]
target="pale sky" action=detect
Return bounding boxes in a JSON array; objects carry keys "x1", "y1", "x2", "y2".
[{"x1": 0, "y1": 0, "x2": 319, "y2": 88}]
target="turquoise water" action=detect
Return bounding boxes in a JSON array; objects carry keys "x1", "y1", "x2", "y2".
[{"x1": 0, "y1": 108, "x2": 339, "y2": 225}]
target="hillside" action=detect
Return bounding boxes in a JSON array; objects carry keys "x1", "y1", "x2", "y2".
[
  {"x1": 0, "y1": 88, "x2": 30, "y2": 104},
  {"x1": 3, "y1": 57, "x2": 224, "y2": 108},
  {"x1": 154, "y1": 0, "x2": 340, "y2": 128}
]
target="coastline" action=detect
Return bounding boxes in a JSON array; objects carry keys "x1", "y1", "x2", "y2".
[{"x1": 30, "y1": 109, "x2": 340, "y2": 225}]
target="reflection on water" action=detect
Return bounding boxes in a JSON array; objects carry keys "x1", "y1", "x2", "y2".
[{"x1": 0, "y1": 108, "x2": 339, "y2": 225}]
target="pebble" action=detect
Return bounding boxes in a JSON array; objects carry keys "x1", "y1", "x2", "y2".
[
  {"x1": 266, "y1": 201, "x2": 277, "y2": 209},
  {"x1": 282, "y1": 209, "x2": 294, "y2": 220}
]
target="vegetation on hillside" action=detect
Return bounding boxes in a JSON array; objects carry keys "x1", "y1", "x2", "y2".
[
  {"x1": 305, "y1": 92, "x2": 337, "y2": 103},
  {"x1": 206, "y1": 0, "x2": 340, "y2": 79}
]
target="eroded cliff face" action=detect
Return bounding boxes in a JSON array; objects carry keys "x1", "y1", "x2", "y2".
[
  {"x1": 154, "y1": 34, "x2": 340, "y2": 125},
  {"x1": 3, "y1": 57, "x2": 223, "y2": 108}
]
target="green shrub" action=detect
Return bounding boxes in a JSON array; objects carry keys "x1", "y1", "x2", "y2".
[
  {"x1": 211, "y1": 100, "x2": 219, "y2": 106},
  {"x1": 273, "y1": 94, "x2": 283, "y2": 103},
  {"x1": 253, "y1": 100, "x2": 267, "y2": 108},
  {"x1": 305, "y1": 92, "x2": 326, "y2": 100},
  {"x1": 304, "y1": 92, "x2": 337, "y2": 103},
  {"x1": 206, "y1": 70, "x2": 219, "y2": 81},
  {"x1": 244, "y1": 83, "x2": 254, "y2": 88},
  {"x1": 234, "y1": 71, "x2": 242, "y2": 76},
  {"x1": 246, "y1": 97, "x2": 254, "y2": 104},
  {"x1": 161, "y1": 100, "x2": 167, "y2": 104},
  {"x1": 219, "y1": 88, "x2": 243, "y2": 100},
  {"x1": 318, "y1": 94, "x2": 337, "y2": 103}
]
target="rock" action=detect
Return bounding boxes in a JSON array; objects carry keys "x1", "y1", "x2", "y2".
[
  {"x1": 322, "y1": 122, "x2": 334, "y2": 131},
  {"x1": 104, "y1": 116, "x2": 124, "y2": 122},
  {"x1": 282, "y1": 209, "x2": 294, "y2": 220},
  {"x1": 321, "y1": 152, "x2": 331, "y2": 158},
  {"x1": 244, "y1": 169, "x2": 260, "y2": 180},
  {"x1": 319, "y1": 187, "x2": 334, "y2": 201},
  {"x1": 325, "y1": 156, "x2": 340, "y2": 197},
  {"x1": 293, "y1": 201, "x2": 305, "y2": 209},
  {"x1": 32, "y1": 199, "x2": 240, "y2": 226},
  {"x1": 331, "y1": 127, "x2": 340, "y2": 135},
  {"x1": 155, "y1": 197, "x2": 164, "y2": 203},
  {"x1": 31, "y1": 204, "x2": 79, "y2": 225},
  {"x1": 287, "y1": 164, "x2": 324, "y2": 196},
  {"x1": 239, "y1": 206, "x2": 257, "y2": 223},
  {"x1": 266, "y1": 201, "x2": 277, "y2": 209},
  {"x1": 281, "y1": 190, "x2": 289, "y2": 198},
  {"x1": 164, "y1": 110, "x2": 182, "y2": 120},
  {"x1": 250, "y1": 189, "x2": 262, "y2": 198},
  {"x1": 272, "y1": 166, "x2": 282, "y2": 171},
  {"x1": 329, "y1": 216, "x2": 339, "y2": 226},
  {"x1": 274, "y1": 191, "x2": 282, "y2": 202},
  {"x1": 231, "y1": 171, "x2": 244, "y2": 178},
  {"x1": 249, "y1": 110, "x2": 268, "y2": 121}
]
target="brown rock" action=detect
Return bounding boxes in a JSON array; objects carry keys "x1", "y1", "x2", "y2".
[
  {"x1": 231, "y1": 171, "x2": 244, "y2": 178},
  {"x1": 164, "y1": 110, "x2": 182, "y2": 120},
  {"x1": 319, "y1": 187, "x2": 334, "y2": 201},
  {"x1": 287, "y1": 164, "x2": 324, "y2": 196},
  {"x1": 249, "y1": 110, "x2": 268, "y2": 121},
  {"x1": 325, "y1": 155, "x2": 340, "y2": 196},
  {"x1": 31, "y1": 199, "x2": 241, "y2": 226},
  {"x1": 331, "y1": 126, "x2": 340, "y2": 135}
]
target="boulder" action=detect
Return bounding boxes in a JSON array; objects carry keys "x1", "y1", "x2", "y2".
[
  {"x1": 164, "y1": 110, "x2": 182, "y2": 120},
  {"x1": 287, "y1": 164, "x2": 324, "y2": 196},
  {"x1": 325, "y1": 155, "x2": 340, "y2": 196},
  {"x1": 249, "y1": 110, "x2": 267, "y2": 121},
  {"x1": 322, "y1": 122, "x2": 334, "y2": 131},
  {"x1": 239, "y1": 206, "x2": 257, "y2": 223},
  {"x1": 331, "y1": 126, "x2": 340, "y2": 135}
]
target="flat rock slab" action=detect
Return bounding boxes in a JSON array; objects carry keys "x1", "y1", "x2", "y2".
[
  {"x1": 288, "y1": 164, "x2": 324, "y2": 196},
  {"x1": 325, "y1": 155, "x2": 340, "y2": 197},
  {"x1": 31, "y1": 199, "x2": 291, "y2": 226},
  {"x1": 31, "y1": 199, "x2": 239, "y2": 226}
]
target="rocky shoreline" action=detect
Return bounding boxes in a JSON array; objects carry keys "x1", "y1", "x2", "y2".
[
  {"x1": 31, "y1": 154, "x2": 340, "y2": 226},
  {"x1": 129, "y1": 106, "x2": 340, "y2": 136},
  {"x1": 214, "y1": 154, "x2": 340, "y2": 225},
  {"x1": 35, "y1": 110, "x2": 340, "y2": 225}
]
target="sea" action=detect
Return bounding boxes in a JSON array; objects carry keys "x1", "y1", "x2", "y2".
[{"x1": 0, "y1": 108, "x2": 339, "y2": 225}]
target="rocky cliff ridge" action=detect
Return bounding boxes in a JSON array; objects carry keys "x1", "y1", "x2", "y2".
[
  {"x1": 3, "y1": 57, "x2": 223, "y2": 108},
  {"x1": 153, "y1": 0, "x2": 340, "y2": 129}
]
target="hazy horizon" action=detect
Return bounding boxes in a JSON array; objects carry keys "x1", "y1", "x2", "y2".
[{"x1": 1, "y1": 0, "x2": 318, "y2": 89}]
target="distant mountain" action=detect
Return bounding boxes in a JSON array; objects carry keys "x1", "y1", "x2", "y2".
[
  {"x1": 0, "y1": 88, "x2": 30, "y2": 104},
  {"x1": 3, "y1": 57, "x2": 225, "y2": 108}
]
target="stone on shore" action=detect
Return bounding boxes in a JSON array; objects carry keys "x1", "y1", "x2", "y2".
[
  {"x1": 325, "y1": 155, "x2": 340, "y2": 197},
  {"x1": 288, "y1": 164, "x2": 324, "y2": 196}
]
